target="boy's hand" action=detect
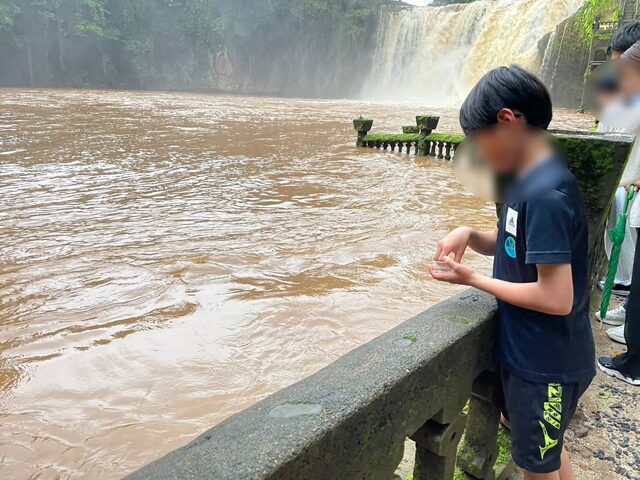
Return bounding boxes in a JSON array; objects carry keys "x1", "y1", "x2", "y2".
[
  {"x1": 435, "y1": 227, "x2": 472, "y2": 262},
  {"x1": 429, "y1": 256, "x2": 480, "y2": 286},
  {"x1": 624, "y1": 181, "x2": 640, "y2": 192}
]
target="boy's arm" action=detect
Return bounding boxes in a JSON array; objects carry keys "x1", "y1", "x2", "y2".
[
  {"x1": 429, "y1": 258, "x2": 574, "y2": 316},
  {"x1": 435, "y1": 227, "x2": 498, "y2": 262},
  {"x1": 469, "y1": 229, "x2": 498, "y2": 256}
]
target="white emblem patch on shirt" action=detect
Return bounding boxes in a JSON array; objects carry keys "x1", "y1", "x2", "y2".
[{"x1": 506, "y1": 207, "x2": 518, "y2": 237}]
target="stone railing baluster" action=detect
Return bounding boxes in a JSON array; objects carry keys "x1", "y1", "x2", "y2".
[
  {"x1": 452, "y1": 142, "x2": 459, "y2": 159},
  {"x1": 444, "y1": 142, "x2": 452, "y2": 161},
  {"x1": 412, "y1": 413, "x2": 467, "y2": 480},
  {"x1": 457, "y1": 371, "x2": 501, "y2": 480},
  {"x1": 429, "y1": 140, "x2": 437, "y2": 156}
]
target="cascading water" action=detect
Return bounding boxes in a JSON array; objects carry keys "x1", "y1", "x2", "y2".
[
  {"x1": 544, "y1": 20, "x2": 571, "y2": 92},
  {"x1": 363, "y1": 0, "x2": 585, "y2": 104}
]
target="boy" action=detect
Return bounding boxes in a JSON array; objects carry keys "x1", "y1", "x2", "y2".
[{"x1": 429, "y1": 65, "x2": 595, "y2": 480}]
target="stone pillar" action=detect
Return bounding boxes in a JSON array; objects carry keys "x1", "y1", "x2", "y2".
[
  {"x1": 353, "y1": 118, "x2": 373, "y2": 147},
  {"x1": 416, "y1": 115, "x2": 439, "y2": 156},
  {"x1": 457, "y1": 371, "x2": 501, "y2": 480},
  {"x1": 411, "y1": 414, "x2": 467, "y2": 480},
  {"x1": 416, "y1": 115, "x2": 440, "y2": 136}
]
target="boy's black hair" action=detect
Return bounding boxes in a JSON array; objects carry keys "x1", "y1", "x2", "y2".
[
  {"x1": 608, "y1": 22, "x2": 640, "y2": 55},
  {"x1": 459, "y1": 65, "x2": 552, "y2": 135}
]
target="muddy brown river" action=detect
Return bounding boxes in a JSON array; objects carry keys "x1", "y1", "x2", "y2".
[{"x1": 0, "y1": 89, "x2": 594, "y2": 478}]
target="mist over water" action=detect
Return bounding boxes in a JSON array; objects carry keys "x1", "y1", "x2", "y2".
[{"x1": 363, "y1": 0, "x2": 585, "y2": 104}]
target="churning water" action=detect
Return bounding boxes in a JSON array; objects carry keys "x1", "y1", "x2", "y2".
[
  {"x1": 363, "y1": 0, "x2": 585, "y2": 103},
  {"x1": 0, "y1": 89, "x2": 593, "y2": 478}
]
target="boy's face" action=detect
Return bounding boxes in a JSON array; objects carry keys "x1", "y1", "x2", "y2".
[{"x1": 469, "y1": 109, "x2": 527, "y2": 174}]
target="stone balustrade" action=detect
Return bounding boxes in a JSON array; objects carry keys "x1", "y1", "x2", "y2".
[
  {"x1": 356, "y1": 116, "x2": 463, "y2": 160},
  {"x1": 128, "y1": 129, "x2": 632, "y2": 480}
]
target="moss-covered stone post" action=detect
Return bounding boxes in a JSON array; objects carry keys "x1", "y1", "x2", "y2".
[
  {"x1": 417, "y1": 115, "x2": 439, "y2": 156},
  {"x1": 354, "y1": 117, "x2": 374, "y2": 147},
  {"x1": 457, "y1": 371, "x2": 501, "y2": 480},
  {"x1": 555, "y1": 134, "x2": 633, "y2": 288},
  {"x1": 411, "y1": 414, "x2": 466, "y2": 480}
]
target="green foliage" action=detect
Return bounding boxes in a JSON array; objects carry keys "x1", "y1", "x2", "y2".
[
  {"x1": 0, "y1": 0, "x2": 393, "y2": 91},
  {"x1": 0, "y1": 1, "x2": 19, "y2": 35},
  {"x1": 575, "y1": 0, "x2": 616, "y2": 43}
]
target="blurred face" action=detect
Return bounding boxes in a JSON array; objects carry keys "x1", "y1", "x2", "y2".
[
  {"x1": 595, "y1": 91, "x2": 619, "y2": 110},
  {"x1": 618, "y1": 59, "x2": 640, "y2": 95},
  {"x1": 468, "y1": 109, "x2": 528, "y2": 174}
]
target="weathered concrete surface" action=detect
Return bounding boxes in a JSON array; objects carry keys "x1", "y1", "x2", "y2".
[{"x1": 128, "y1": 290, "x2": 497, "y2": 480}]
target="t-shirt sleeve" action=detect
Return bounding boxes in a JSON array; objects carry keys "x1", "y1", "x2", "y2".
[{"x1": 524, "y1": 191, "x2": 575, "y2": 265}]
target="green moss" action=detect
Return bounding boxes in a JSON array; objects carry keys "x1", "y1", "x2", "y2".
[
  {"x1": 495, "y1": 426, "x2": 512, "y2": 467},
  {"x1": 455, "y1": 419, "x2": 512, "y2": 478},
  {"x1": 554, "y1": 135, "x2": 626, "y2": 224},
  {"x1": 362, "y1": 133, "x2": 464, "y2": 144},
  {"x1": 426, "y1": 133, "x2": 464, "y2": 144},
  {"x1": 453, "y1": 467, "x2": 467, "y2": 480},
  {"x1": 354, "y1": 117, "x2": 374, "y2": 133},
  {"x1": 403, "y1": 335, "x2": 417, "y2": 344},
  {"x1": 363, "y1": 134, "x2": 420, "y2": 143}
]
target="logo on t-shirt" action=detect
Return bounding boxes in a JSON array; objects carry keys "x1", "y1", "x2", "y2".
[
  {"x1": 505, "y1": 236, "x2": 517, "y2": 259},
  {"x1": 506, "y1": 207, "x2": 518, "y2": 236}
]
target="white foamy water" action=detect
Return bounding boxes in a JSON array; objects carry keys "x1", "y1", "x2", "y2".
[{"x1": 363, "y1": 0, "x2": 585, "y2": 103}]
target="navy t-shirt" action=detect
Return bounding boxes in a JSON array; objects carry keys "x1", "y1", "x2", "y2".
[{"x1": 494, "y1": 154, "x2": 596, "y2": 384}]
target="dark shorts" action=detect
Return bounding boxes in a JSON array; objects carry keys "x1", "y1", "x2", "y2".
[{"x1": 498, "y1": 369, "x2": 592, "y2": 474}]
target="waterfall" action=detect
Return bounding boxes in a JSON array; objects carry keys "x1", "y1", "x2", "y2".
[
  {"x1": 539, "y1": 30, "x2": 558, "y2": 81},
  {"x1": 546, "y1": 20, "x2": 571, "y2": 92},
  {"x1": 362, "y1": 0, "x2": 585, "y2": 104}
]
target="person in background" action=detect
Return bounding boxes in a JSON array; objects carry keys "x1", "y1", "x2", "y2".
[
  {"x1": 594, "y1": 70, "x2": 621, "y2": 126},
  {"x1": 598, "y1": 40, "x2": 640, "y2": 386},
  {"x1": 431, "y1": 65, "x2": 594, "y2": 480},
  {"x1": 593, "y1": 23, "x2": 640, "y2": 343},
  {"x1": 592, "y1": 69, "x2": 638, "y2": 340}
]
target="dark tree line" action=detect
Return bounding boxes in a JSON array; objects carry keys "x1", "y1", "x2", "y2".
[{"x1": 0, "y1": 0, "x2": 397, "y2": 96}]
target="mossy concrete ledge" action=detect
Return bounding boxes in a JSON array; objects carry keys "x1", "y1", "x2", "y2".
[{"x1": 128, "y1": 290, "x2": 505, "y2": 480}]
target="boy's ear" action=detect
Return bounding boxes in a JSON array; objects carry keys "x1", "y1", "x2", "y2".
[{"x1": 496, "y1": 108, "x2": 517, "y2": 124}]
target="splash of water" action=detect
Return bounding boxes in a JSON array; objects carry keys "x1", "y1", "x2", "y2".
[{"x1": 362, "y1": 0, "x2": 585, "y2": 104}]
